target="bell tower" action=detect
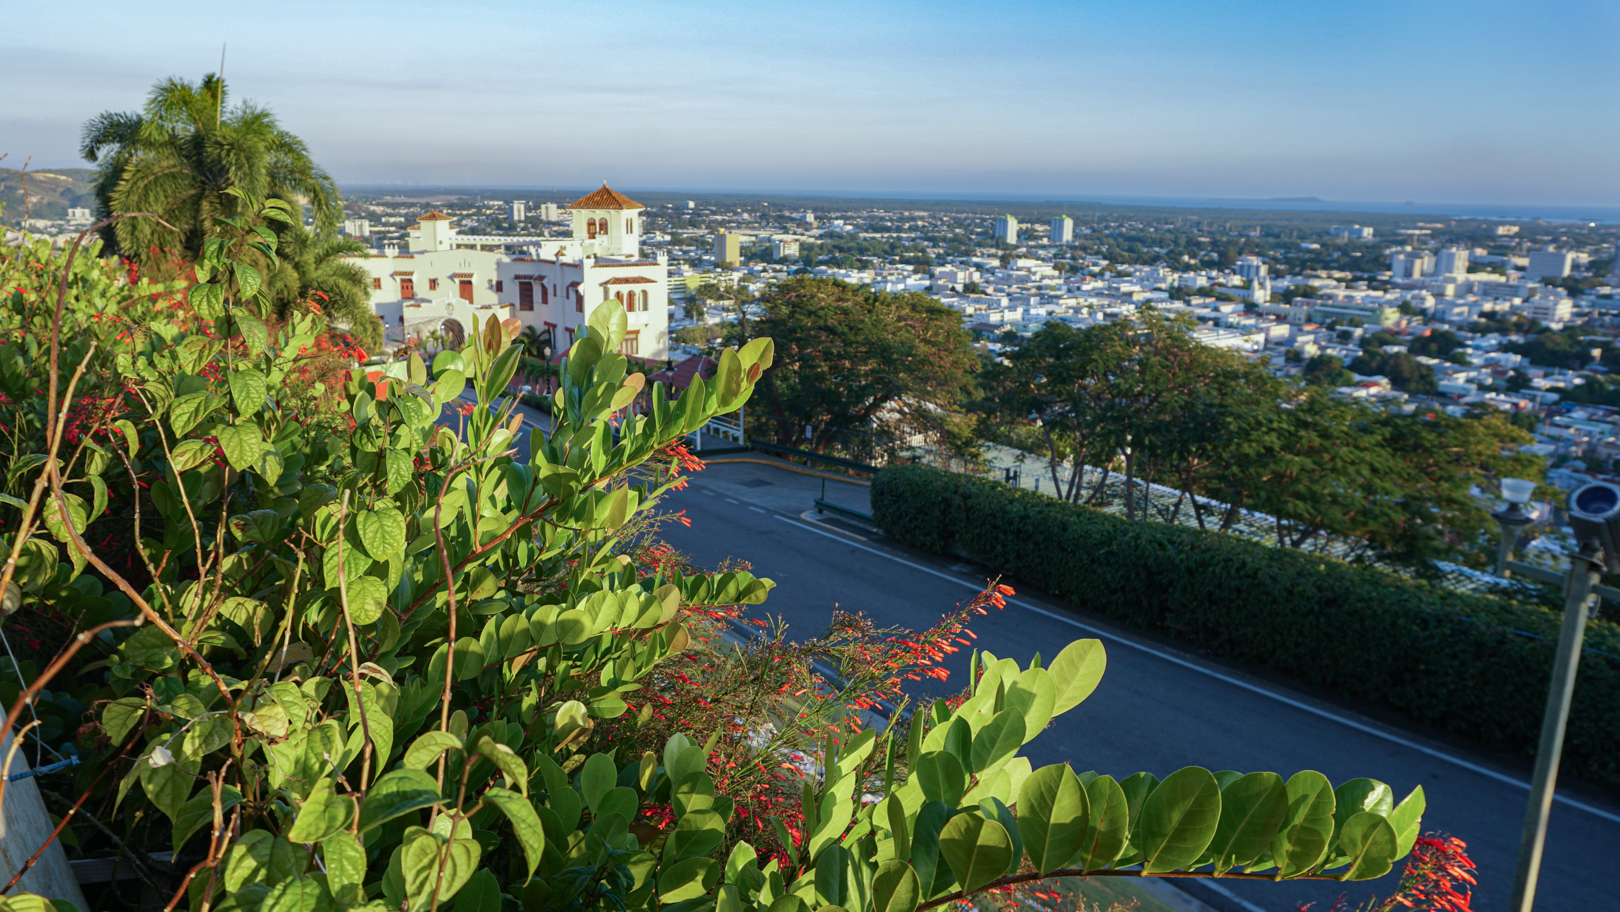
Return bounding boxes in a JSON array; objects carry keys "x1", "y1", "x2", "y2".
[{"x1": 565, "y1": 183, "x2": 645, "y2": 259}]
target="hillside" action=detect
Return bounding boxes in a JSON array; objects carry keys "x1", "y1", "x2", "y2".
[{"x1": 0, "y1": 167, "x2": 96, "y2": 223}]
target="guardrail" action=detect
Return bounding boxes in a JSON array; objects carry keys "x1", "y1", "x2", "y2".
[
  {"x1": 749, "y1": 441, "x2": 878, "y2": 475},
  {"x1": 814, "y1": 498, "x2": 874, "y2": 524}
]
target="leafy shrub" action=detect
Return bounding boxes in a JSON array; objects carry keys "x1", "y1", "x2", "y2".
[{"x1": 872, "y1": 464, "x2": 1620, "y2": 787}]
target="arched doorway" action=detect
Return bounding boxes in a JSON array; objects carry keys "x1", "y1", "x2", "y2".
[{"x1": 440, "y1": 318, "x2": 466, "y2": 349}]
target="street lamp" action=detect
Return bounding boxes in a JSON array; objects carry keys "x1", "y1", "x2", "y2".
[
  {"x1": 1497, "y1": 480, "x2": 1620, "y2": 912},
  {"x1": 1492, "y1": 478, "x2": 1537, "y2": 576}
]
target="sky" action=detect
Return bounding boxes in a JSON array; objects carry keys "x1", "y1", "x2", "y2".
[{"x1": 5, "y1": 0, "x2": 1618, "y2": 207}]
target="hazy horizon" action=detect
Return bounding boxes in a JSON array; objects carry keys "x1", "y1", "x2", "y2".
[{"x1": 7, "y1": 0, "x2": 1617, "y2": 208}]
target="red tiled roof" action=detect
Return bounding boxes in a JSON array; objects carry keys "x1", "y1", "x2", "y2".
[
  {"x1": 602, "y1": 276, "x2": 658, "y2": 285},
  {"x1": 566, "y1": 184, "x2": 644, "y2": 211},
  {"x1": 393, "y1": 270, "x2": 415, "y2": 276},
  {"x1": 451, "y1": 272, "x2": 474, "y2": 278},
  {"x1": 419, "y1": 211, "x2": 451, "y2": 221}
]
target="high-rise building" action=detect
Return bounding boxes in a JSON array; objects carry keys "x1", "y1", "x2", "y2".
[
  {"x1": 539, "y1": 203, "x2": 561, "y2": 221},
  {"x1": 342, "y1": 218, "x2": 371, "y2": 237},
  {"x1": 714, "y1": 232, "x2": 741, "y2": 266},
  {"x1": 1436, "y1": 247, "x2": 1469, "y2": 276},
  {"x1": 1526, "y1": 249, "x2": 1573, "y2": 281},
  {"x1": 803, "y1": 211, "x2": 816, "y2": 225},
  {"x1": 772, "y1": 238, "x2": 800, "y2": 259},
  {"x1": 509, "y1": 201, "x2": 527, "y2": 221},
  {"x1": 684, "y1": 200, "x2": 696, "y2": 210},
  {"x1": 1236, "y1": 255, "x2": 1268, "y2": 281},
  {"x1": 993, "y1": 215, "x2": 1018, "y2": 244},
  {"x1": 1389, "y1": 249, "x2": 1435, "y2": 279},
  {"x1": 1331, "y1": 225, "x2": 1374, "y2": 239},
  {"x1": 1049, "y1": 215, "x2": 1073, "y2": 244}
]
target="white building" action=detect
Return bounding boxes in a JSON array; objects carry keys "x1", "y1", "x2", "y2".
[
  {"x1": 343, "y1": 218, "x2": 371, "y2": 237},
  {"x1": 1236, "y1": 255, "x2": 1268, "y2": 281},
  {"x1": 993, "y1": 215, "x2": 1018, "y2": 245},
  {"x1": 539, "y1": 203, "x2": 561, "y2": 221},
  {"x1": 510, "y1": 201, "x2": 527, "y2": 221},
  {"x1": 772, "y1": 238, "x2": 801, "y2": 259},
  {"x1": 66, "y1": 208, "x2": 93, "y2": 226},
  {"x1": 1390, "y1": 249, "x2": 1435, "y2": 279},
  {"x1": 1331, "y1": 225, "x2": 1373, "y2": 239},
  {"x1": 352, "y1": 184, "x2": 668, "y2": 361},
  {"x1": 1526, "y1": 249, "x2": 1573, "y2": 281},
  {"x1": 1436, "y1": 247, "x2": 1469, "y2": 276},
  {"x1": 1526, "y1": 297, "x2": 1573, "y2": 324},
  {"x1": 1049, "y1": 215, "x2": 1073, "y2": 244}
]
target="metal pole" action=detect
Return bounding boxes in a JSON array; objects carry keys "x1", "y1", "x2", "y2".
[{"x1": 1507, "y1": 546, "x2": 1598, "y2": 912}]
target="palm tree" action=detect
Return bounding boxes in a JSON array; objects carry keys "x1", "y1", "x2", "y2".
[
  {"x1": 80, "y1": 74, "x2": 341, "y2": 267},
  {"x1": 266, "y1": 225, "x2": 382, "y2": 350}
]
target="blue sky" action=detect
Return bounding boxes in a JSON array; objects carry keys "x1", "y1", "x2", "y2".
[{"x1": 6, "y1": 0, "x2": 1617, "y2": 205}]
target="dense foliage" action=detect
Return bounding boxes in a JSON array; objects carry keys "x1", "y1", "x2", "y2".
[
  {"x1": 740, "y1": 278, "x2": 978, "y2": 455},
  {"x1": 0, "y1": 214, "x2": 1441, "y2": 912},
  {"x1": 978, "y1": 316, "x2": 1538, "y2": 566},
  {"x1": 871, "y1": 465, "x2": 1620, "y2": 787}
]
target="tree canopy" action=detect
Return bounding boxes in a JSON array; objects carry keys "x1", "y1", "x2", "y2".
[
  {"x1": 743, "y1": 277, "x2": 977, "y2": 453},
  {"x1": 80, "y1": 73, "x2": 342, "y2": 267}
]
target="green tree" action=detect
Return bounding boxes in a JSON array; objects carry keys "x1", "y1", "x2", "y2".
[
  {"x1": 1303, "y1": 354, "x2": 1355, "y2": 387},
  {"x1": 745, "y1": 277, "x2": 976, "y2": 453},
  {"x1": 265, "y1": 225, "x2": 381, "y2": 350},
  {"x1": 1348, "y1": 350, "x2": 1437, "y2": 394},
  {"x1": 80, "y1": 73, "x2": 341, "y2": 267}
]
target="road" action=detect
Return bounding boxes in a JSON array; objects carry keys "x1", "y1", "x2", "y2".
[{"x1": 656, "y1": 461, "x2": 1620, "y2": 912}]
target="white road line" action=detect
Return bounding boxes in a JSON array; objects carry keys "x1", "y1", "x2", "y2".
[
  {"x1": 702, "y1": 489, "x2": 716, "y2": 496},
  {"x1": 773, "y1": 514, "x2": 1620, "y2": 827},
  {"x1": 725, "y1": 498, "x2": 740, "y2": 504},
  {"x1": 749, "y1": 506, "x2": 767, "y2": 514}
]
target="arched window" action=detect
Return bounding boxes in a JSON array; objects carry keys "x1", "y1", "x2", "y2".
[
  {"x1": 541, "y1": 283, "x2": 549, "y2": 306},
  {"x1": 622, "y1": 292, "x2": 633, "y2": 313},
  {"x1": 625, "y1": 218, "x2": 634, "y2": 235},
  {"x1": 639, "y1": 290, "x2": 649, "y2": 311},
  {"x1": 586, "y1": 218, "x2": 598, "y2": 239}
]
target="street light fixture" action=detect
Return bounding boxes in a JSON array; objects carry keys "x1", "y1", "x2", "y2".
[{"x1": 1497, "y1": 480, "x2": 1619, "y2": 912}]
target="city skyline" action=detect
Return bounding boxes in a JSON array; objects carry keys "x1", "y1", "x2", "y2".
[{"x1": 5, "y1": 0, "x2": 1617, "y2": 207}]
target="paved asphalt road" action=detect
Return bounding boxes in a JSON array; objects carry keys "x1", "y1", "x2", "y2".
[{"x1": 655, "y1": 462, "x2": 1620, "y2": 912}]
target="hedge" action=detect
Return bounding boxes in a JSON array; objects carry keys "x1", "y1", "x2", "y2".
[{"x1": 872, "y1": 464, "x2": 1620, "y2": 788}]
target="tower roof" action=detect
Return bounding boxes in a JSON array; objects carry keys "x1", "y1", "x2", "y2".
[
  {"x1": 418, "y1": 211, "x2": 451, "y2": 221},
  {"x1": 566, "y1": 184, "x2": 645, "y2": 211}
]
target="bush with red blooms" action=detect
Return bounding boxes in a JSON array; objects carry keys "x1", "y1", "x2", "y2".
[{"x1": 1301, "y1": 834, "x2": 1476, "y2": 912}]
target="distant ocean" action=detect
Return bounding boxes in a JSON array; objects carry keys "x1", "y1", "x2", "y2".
[{"x1": 835, "y1": 192, "x2": 1620, "y2": 224}]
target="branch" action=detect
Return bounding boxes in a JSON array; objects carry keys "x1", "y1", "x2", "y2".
[{"x1": 915, "y1": 867, "x2": 1343, "y2": 911}]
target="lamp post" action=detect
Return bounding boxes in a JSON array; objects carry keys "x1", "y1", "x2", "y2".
[{"x1": 1495, "y1": 479, "x2": 1620, "y2": 912}]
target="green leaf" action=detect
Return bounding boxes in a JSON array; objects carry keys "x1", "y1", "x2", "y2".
[
  {"x1": 1330, "y1": 779, "x2": 1393, "y2": 860},
  {"x1": 658, "y1": 857, "x2": 719, "y2": 903},
  {"x1": 913, "y1": 751, "x2": 966, "y2": 807},
  {"x1": 1205, "y1": 772, "x2": 1288, "y2": 874},
  {"x1": 1334, "y1": 812, "x2": 1399, "y2": 881},
  {"x1": 260, "y1": 875, "x2": 334, "y2": 912},
  {"x1": 403, "y1": 731, "x2": 464, "y2": 770},
  {"x1": 1001, "y1": 668, "x2": 1056, "y2": 743},
  {"x1": 452, "y1": 869, "x2": 503, "y2": 912},
  {"x1": 223, "y1": 830, "x2": 301, "y2": 891},
  {"x1": 139, "y1": 755, "x2": 194, "y2": 823},
  {"x1": 870, "y1": 860, "x2": 920, "y2": 912},
  {"x1": 938, "y1": 813, "x2": 1013, "y2": 893},
  {"x1": 228, "y1": 369, "x2": 269, "y2": 415},
  {"x1": 1386, "y1": 786, "x2": 1426, "y2": 860},
  {"x1": 1017, "y1": 764, "x2": 1088, "y2": 874},
  {"x1": 969, "y1": 710, "x2": 1024, "y2": 775},
  {"x1": 320, "y1": 831, "x2": 367, "y2": 906},
  {"x1": 101, "y1": 698, "x2": 147, "y2": 747},
  {"x1": 476, "y1": 735, "x2": 528, "y2": 796},
  {"x1": 483, "y1": 787, "x2": 548, "y2": 882},
  {"x1": 356, "y1": 507, "x2": 407, "y2": 562},
  {"x1": 1047, "y1": 639, "x2": 1106, "y2": 716},
  {"x1": 286, "y1": 777, "x2": 353, "y2": 843},
  {"x1": 402, "y1": 832, "x2": 480, "y2": 909},
  {"x1": 580, "y1": 752, "x2": 616, "y2": 811},
  {"x1": 1076, "y1": 774, "x2": 1129, "y2": 871},
  {"x1": 1270, "y1": 771, "x2": 1336, "y2": 877},
  {"x1": 341, "y1": 575, "x2": 388, "y2": 626},
  {"x1": 357, "y1": 769, "x2": 443, "y2": 832},
  {"x1": 169, "y1": 392, "x2": 222, "y2": 437},
  {"x1": 234, "y1": 263, "x2": 263, "y2": 300},
  {"x1": 1135, "y1": 767, "x2": 1221, "y2": 873},
  {"x1": 814, "y1": 843, "x2": 851, "y2": 907}
]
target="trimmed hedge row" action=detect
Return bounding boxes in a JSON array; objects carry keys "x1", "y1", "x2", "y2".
[{"x1": 872, "y1": 464, "x2": 1620, "y2": 788}]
